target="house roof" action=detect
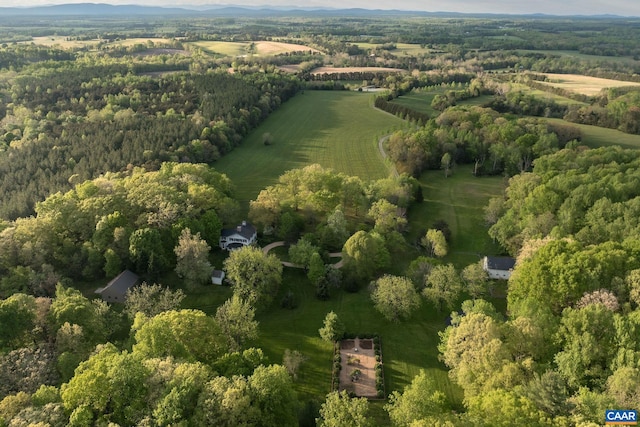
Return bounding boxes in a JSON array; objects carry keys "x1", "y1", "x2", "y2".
[
  {"x1": 221, "y1": 221, "x2": 256, "y2": 240},
  {"x1": 485, "y1": 256, "x2": 516, "y2": 271},
  {"x1": 96, "y1": 269, "x2": 139, "y2": 299},
  {"x1": 212, "y1": 270, "x2": 225, "y2": 278}
]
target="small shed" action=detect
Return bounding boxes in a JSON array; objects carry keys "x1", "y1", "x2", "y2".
[
  {"x1": 95, "y1": 270, "x2": 140, "y2": 303},
  {"x1": 482, "y1": 256, "x2": 516, "y2": 280},
  {"x1": 211, "y1": 269, "x2": 225, "y2": 285}
]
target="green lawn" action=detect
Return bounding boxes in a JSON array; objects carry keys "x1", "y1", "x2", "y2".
[
  {"x1": 188, "y1": 41, "x2": 248, "y2": 56},
  {"x1": 544, "y1": 118, "x2": 640, "y2": 149},
  {"x1": 214, "y1": 91, "x2": 405, "y2": 211},
  {"x1": 407, "y1": 166, "x2": 507, "y2": 268},
  {"x1": 254, "y1": 268, "x2": 464, "y2": 414},
  {"x1": 390, "y1": 90, "x2": 441, "y2": 115}
]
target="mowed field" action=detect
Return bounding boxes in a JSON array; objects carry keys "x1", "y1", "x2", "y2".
[
  {"x1": 214, "y1": 90, "x2": 404, "y2": 208},
  {"x1": 545, "y1": 118, "x2": 640, "y2": 149},
  {"x1": 538, "y1": 73, "x2": 640, "y2": 96}
]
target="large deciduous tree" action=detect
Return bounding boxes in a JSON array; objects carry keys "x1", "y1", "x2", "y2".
[
  {"x1": 422, "y1": 264, "x2": 462, "y2": 312},
  {"x1": 223, "y1": 246, "x2": 283, "y2": 309},
  {"x1": 132, "y1": 309, "x2": 228, "y2": 365},
  {"x1": 60, "y1": 343, "x2": 149, "y2": 426},
  {"x1": 174, "y1": 228, "x2": 212, "y2": 288},
  {"x1": 385, "y1": 370, "x2": 448, "y2": 426},
  {"x1": 319, "y1": 311, "x2": 345, "y2": 342},
  {"x1": 215, "y1": 295, "x2": 259, "y2": 352},
  {"x1": 318, "y1": 390, "x2": 371, "y2": 427},
  {"x1": 342, "y1": 231, "x2": 390, "y2": 283},
  {"x1": 124, "y1": 282, "x2": 185, "y2": 320},
  {"x1": 370, "y1": 275, "x2": 421, "y2": 322}
]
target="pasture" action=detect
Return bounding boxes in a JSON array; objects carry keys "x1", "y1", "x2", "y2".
[
  {"x1": 214, "y1": 90, "x2": 405, "y2": 209},
  {"x1": 538, "y1": 73, "x2": 640, "y2": 96}
]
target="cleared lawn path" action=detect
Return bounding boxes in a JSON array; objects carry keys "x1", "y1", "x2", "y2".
[{"x1": 215, "y1": 91, "x2": 404, "y2": 208}]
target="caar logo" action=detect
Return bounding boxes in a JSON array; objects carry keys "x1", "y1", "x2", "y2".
[{"x1": 606, "y1": 410, "x2": 638, "y2": 425}]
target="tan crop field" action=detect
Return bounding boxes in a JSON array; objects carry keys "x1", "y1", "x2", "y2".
[
  {"x1": 538, "y1": 73, "x2": 640, "y2": 96},
  {"x1": 254, "y1": 41, "x2": 321, "y2": 55},
  {"x1": 22, "y1": 36, "x2": 100, "y2": 49},
  {"x1": 188, "y1": 40, "x2": 320, "y2": 57}
]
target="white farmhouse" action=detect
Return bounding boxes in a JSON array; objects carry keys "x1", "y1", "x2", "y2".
[
  {"x1": 482, "y1": 256, "x2": 516, "y2": 280},
  {"x1": 219, "y1": 221, "x2": 257, "y2": 251}
]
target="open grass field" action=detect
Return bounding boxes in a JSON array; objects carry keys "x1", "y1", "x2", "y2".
[
  {"x1": 407, "y1": 165, "x2": 507, "y2": 268},
  {"x1": 510, "y1": 83, "x2": 587, "y2": 105},
  {"x1": 390, "y1": 90, "x2": 443, "y2": 115},
  {"x1": 214, "y1": 91, "x2": 405, "y2": 210},
  {"x1": 189, "y1": 41, "x2": 247, "y2": 56},
  {"x1": 537, "y1": 73, "x2": 640, "y2": 96},
  {"x1": 544, "y1": 118, "x2": 640, "y2": 149}
]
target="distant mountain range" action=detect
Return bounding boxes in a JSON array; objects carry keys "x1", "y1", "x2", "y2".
[{"x1": 0, "y1": 3, "x2": 631, "y2": 18}]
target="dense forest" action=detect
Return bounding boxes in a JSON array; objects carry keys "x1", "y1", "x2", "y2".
[{"x1": 1, "y1": 10, "x2": 640, "y2": 427}]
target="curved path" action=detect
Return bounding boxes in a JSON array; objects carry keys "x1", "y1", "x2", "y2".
[
  {"x1": 263, "y1": 241, "x2": 343, "y2": 269},
  {"x1": 377, "y1": 134, "x2": 399, "y2": 178}
]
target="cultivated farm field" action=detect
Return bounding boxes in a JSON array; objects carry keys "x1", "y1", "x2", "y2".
[
  {"x1": 188, "y1": 40, "x2": 320, "y2": 57},
  {"x1": 214, "y1": 90, "x2": 405, "y2": 209},
  {"x1": 538, "y1": 73, "x2": 640, "y2": 96}
]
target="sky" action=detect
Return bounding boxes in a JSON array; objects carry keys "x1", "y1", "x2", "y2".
[{"x1": 0, "y1": 0, "x2": 639, "y2": 16}]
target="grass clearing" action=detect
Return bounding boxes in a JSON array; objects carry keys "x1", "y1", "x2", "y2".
[
  {"x1": 214, "y1": 91, "x2": 405, "y2": 210},
  {"x1": 545, "y1": 118, "x2": 640, "y2": 149},
  {"x1": 407, "y1": 166, "x2": 507, "y2": 268},
  {"x1": 188, "y1": 40, "x2": 247, "y2": 56},
  {"x1": 536, "y1": 73, "x2": 640, "y2": 96},
  {"x1": 510, "y1": 83, "x2": 587, "y2": 105},
  {"x1": 390, "y1": 90, "x2": 443, "y2": 115}
]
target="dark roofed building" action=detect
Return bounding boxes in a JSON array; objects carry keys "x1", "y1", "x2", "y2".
[
  {"x1": 482, "y1": 256, "x2": 516, "y2": 280},
  {"x1": 95, "y1": 270, "x2": 140, "y2": 303},
  {"x1": 219, "y1": 221, "x2": 257, "y2": 251}
]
